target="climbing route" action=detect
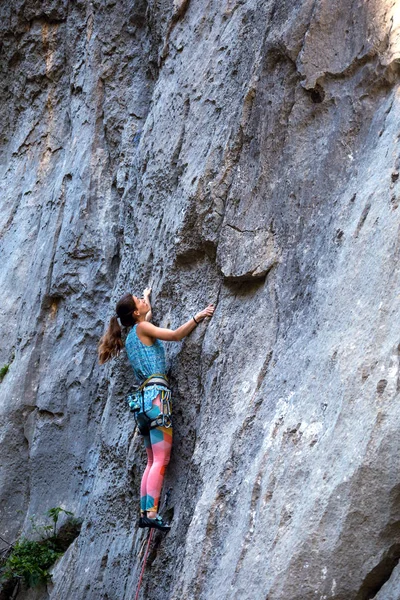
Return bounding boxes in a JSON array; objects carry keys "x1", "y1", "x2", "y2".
[{"x1": 134, "y1": 529, "x2": 154, "y2": 600}]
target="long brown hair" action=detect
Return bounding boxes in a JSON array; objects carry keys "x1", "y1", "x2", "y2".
[{"x1": 98, "y1": 293, "x2": 138, "y2": 364}]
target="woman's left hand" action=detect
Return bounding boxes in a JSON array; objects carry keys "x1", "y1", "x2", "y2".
[
  {"x1": 143, "y1": 287, "x2": 152, "y2": 297},
  {"x1": 196, "y1": 304, "x2": 215, "y2": 321}
]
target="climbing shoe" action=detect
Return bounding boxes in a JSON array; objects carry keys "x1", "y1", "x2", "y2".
[{"x1": 140, "y1": 515, "x2": 171, "y2": 532}]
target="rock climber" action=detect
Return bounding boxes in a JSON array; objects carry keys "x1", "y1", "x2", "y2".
[{"x1": 98, "y1": 288, "x2": 215, "y2": 531}]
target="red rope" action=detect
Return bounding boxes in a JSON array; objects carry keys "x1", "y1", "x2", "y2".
[{"x1": 134, "y1": 529, "x2": 154, "y2": 600}]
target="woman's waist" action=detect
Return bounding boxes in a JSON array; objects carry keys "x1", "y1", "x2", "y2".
[
  {"x1": 138, "y1": 373, "x2": 169, "y2": 390},
  {"x1": 127, "y1": 377, "x2": 171, "y2": 414}
]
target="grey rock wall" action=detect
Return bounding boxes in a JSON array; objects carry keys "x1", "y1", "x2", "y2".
[{"x1": 1, "y1": 0, "x2": 400, "y2": 599}]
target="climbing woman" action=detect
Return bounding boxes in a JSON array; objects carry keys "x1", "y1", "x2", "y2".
[{"x1": 98, "y1": 288, "x2": 215, "y2": 531}]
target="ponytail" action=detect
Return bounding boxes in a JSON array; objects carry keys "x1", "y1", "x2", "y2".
[
  {"x1": 98, "y1": 316, "x2": 123, "y2": 364},
  {"x1": 98, "y1": 293, "x2": 138, "y2": 364}
]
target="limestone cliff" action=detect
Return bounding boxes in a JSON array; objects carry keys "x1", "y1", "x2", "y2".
[{"x1": 1, "y1": 0, "x2": 400, "y2": 598}]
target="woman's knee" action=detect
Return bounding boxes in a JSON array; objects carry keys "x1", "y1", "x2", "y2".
[{"x1": 152, "y1": 448, "x2": 171, "y2": 468}]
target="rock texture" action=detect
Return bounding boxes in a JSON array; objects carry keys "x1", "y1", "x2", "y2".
[{"x1": 1, "y1": 0, "x2": 400, "y2": 599}]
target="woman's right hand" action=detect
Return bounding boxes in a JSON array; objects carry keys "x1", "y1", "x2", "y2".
[
  {"x1": 195, "y1": 304, "x2": 215, "y2": 321},
  {"x1": 143, "y1": 287, "x2": 152, "y2": 297}
]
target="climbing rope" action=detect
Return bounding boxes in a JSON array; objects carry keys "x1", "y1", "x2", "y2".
[
  {"x1": 133, "y1": 487, "x2": 172, "y2": 599},
  {"x1": 134, "y1": 528, "x2": 154, "y2": 600}
]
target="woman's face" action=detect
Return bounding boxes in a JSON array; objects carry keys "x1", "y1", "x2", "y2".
[{"x1": 132, "y1": 295, "x2": 150, "y2": 315}]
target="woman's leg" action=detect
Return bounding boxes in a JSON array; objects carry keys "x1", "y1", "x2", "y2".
[
  {"x1": 139, "y1": 393, "x2": 173, "y2": 517},
  {"x1": 140, "y1": 434, "x2": 153, "y2": 516},
  {"x1": 140, "y1": 393, "x2": 173, "y2": 517},
  {"x1": 145, "y1": 424, "x2": 173, "y2": 517}
]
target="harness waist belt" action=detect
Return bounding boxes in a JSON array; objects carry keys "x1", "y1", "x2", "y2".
[
  {"x1": 143, "y1": 377, "x2": 170, "y2": 389},
  {"x1": 138, "y1": 373, "x2": 170, "y2": 390}
]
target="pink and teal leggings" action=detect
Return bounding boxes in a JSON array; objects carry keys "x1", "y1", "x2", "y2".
[{"x1": 137, "y1": 393, "x2": 173, "y2": 514}]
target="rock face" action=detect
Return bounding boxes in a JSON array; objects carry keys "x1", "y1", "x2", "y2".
[{"x1": 1, "y1": 0, "x2": 400, "y2": 598}]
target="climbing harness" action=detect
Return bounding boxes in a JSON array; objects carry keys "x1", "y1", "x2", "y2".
[{"x1": 126, "y1": 373, "x2": 172, "y2": 435}]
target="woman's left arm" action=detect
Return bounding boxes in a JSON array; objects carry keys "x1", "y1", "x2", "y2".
[{"x1": 144, "y1": 287, "x2": 152, "y2": 322}]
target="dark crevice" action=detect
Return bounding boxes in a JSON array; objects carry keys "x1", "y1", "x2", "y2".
[
  {"x1": 110, "y1": 246, "x2": 121, "y2": 280},
  {"x1": 354, "y1": 200, "x2": 372, "y2": 238},
  {"x1": 252, "y1": 351, "x2": 273, "y2": 409},
  {"x1": 222, "y1": 261, "x2": 276, "y2": 284},
  {"x1": 174, "y1": 248, "x2": 206, "y2": 266},
  {"x1": 225, "y1": 223, "x2": 268, "y2": 234},
  {"x1": 223, "y1": 276, "x2": 267, "y2": 294},
  {"x1": 308, "y1": 84, "x2": 325, "y2": 103},
  {"x1": 37, "y1": 409, "x2": 64, "y2": 420},
  {"x1": 356, "y1": 544, "x2": 400, "y2": 600}
]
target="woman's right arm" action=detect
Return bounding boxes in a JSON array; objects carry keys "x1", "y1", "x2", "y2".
[{"x1": 137, "y1": 304, "x2": 215, "y2": 343}]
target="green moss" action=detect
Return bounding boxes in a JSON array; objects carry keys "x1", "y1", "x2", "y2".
[
  {"x1": 0, "y1": 353, "x2": 15, "y2": 383},
  {"x1": 0, "y1": 364, "x2": 9, "y2": 382}
]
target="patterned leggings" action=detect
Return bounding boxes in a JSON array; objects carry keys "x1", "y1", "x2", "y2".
[{"x1": 137, "y1": 393, "x2": 173, "y2": 514}]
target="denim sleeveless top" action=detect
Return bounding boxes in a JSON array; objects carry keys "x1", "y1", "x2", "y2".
[{"x1": 125, "y1": 324, "x2": 167, "y2": 412}]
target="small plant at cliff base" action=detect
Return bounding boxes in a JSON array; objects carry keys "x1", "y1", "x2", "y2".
[
  {"x1": 47, "y1": 507, "x2": 74, "y2": 537},
  {"x1": 1, "y1": 538, "x2": 63, "y2": 588},
  {"x1": 28, "y1": 507, "x2": 74, "y2": 541},
  {"x1": 0, "y1": 507, "x2": 81, "y2": 592},
  {"x1": 0, "y1": 354, "x2": 15, "y2": 383},
  {"x1": 0, "y1": 364, "x2": 9, "y2": 382}
]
